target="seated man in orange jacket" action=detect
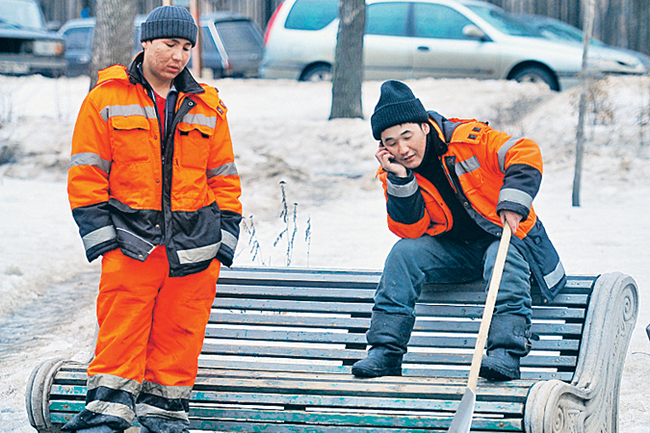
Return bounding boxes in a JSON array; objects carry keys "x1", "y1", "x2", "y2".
[
  {"x1": 63, "y1": 5, "x2": 242, "y2": 433},
  {"x1": 351, "y1": 80, "x2": 565, "y2": 381}
]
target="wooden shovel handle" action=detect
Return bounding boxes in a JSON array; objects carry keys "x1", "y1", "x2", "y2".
[{"x1": 467, "y1": 223, "x2": 512, "y2": 392}]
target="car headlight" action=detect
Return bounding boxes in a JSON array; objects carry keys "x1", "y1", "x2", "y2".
[
  {"x1": 33, "y1": 40, "x2": 65, "y2": 56},
  {"x1": 588, "y1": 57, "x2": 645, "y2": 74}
]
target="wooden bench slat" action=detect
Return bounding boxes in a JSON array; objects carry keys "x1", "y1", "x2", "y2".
[
  {"x1": 211, "y1": 295, "x2": 590, "y2": 315},
  {"x1": 212, "y1": 297, "x2": 373, "y2": 313},
  {"x1": 216, "y1": 284, "x2": 378, "y2": 300},
  {"x1": 191, "y1": 378, "x2": 530, "y2": 402},
  {"x1": 196, "y1": 422, "x2": 519, "y2": 433},
  {"x1": 52, "y1": 368, "x2": 538, "y2": 389},
  {"x1": 203, "y1": 328, "x2": 580, "y2": 351},
  {"x1": 50, "y1": 363, "x2": 574, "y2": 386},
  {"x1": 216, "y1": 268, "x2": 595, "y2": 291},
  {"x1": 415, "y1": 304, "x2": 585, "y2": 319},
  {"x1": 189, "y1": 391, "x2": 526, "y2": 414},
  {"x1": 49, "y1": 404, "x2": 523, "y2": 432},
  {"x1": 199, "y1": 343, "x2": 577, "y2": 368},
  {"x1": 188, "y1": 407, "x2": 524, "y2": 431},
  {"x1": 209, "y1": 311, "x2": 368, "y2": 328},
  {"x1": 215, "y1": 282, "x2": 593, "y2": 302},
  {"x1": 50, "y1": 384, "x2": 524, "y2": 414},
  {"x1": 196, "y1": 361, "x2": 576, "y2": 381},
  {"x1": 207, "y1": 313, "x2": 584, "y2": 337},
  {"x1": 217, "y1": 269, "x2": 382, "y2": 288},
  {"x1": 215, "y1": 286, "x2": 589, "y2": 312},
  {"x1": 211, "y1": 293, "x2": 585, "y2": 319},
  {"x1": 49, "y1": 374, "x2": 531, "y2": 400},
  {"x1": 54, "y1": 363, "x2": 537, "y2": 392}
]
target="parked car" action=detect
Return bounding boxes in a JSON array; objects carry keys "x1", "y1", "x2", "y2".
[
  {"x1": 0, "y1": 0, "x2": 66, "y2": 77},
  {"x1": 260, "y1": 0, "x2": 647, "y2": 90},
  {"x1": 514, "y1": 13, "x2": 650, "y2": 72},
  {"x1": 58, "y1": 11, "x2": 263, "y2": 78}
]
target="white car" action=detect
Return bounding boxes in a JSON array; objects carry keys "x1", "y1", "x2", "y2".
[{"x1": 260, "y1": 0, "x2": 647, "y2": 90}]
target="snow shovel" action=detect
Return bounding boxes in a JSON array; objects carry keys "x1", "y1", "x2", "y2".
[{"x1": 448, "y1": 222, "x2": 512, "y2": 433}]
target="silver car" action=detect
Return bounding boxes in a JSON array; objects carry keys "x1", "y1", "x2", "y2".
[{"x1": 260, "y1": 0, "x2": 647, "y2": 90}]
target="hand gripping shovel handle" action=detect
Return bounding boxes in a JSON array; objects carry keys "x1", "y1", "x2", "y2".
[{"x1": 448, "y1": 223, "x2": 512, "y2": 433}]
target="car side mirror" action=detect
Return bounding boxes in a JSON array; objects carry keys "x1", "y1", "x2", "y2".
[
  {"x1": 462, "y1": 24, "x2": 487, "y2": 41},
  {"x1": 46, "y1": 21, "x2": 61, "y2": 31}
]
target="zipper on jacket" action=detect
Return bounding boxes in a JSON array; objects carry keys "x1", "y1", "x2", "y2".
[
  {"x1": 143, "y1": 86, "x2": 168, "y2": 242},
  {"x1": 161, "y1": 96, "x2": 195, "y2": 275},
  {"x1": 442, "y1": 156, "x2": 468, "y2": 207}
]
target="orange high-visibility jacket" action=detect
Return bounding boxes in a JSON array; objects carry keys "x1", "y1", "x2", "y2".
[
  {"x1": 377, "y1": 111, "x2": 565, "y2": 302},
  {"x1": 68, "y1": 54, "x2": 242, "y2": 277}
]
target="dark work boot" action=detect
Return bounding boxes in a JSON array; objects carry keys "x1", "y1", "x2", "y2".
[
  {"x1": 479, "y1": 314, "x2": 533, "y2": 381},
  {"x1": 352, "y1": 311, "x2": 415, "y2": 378}
]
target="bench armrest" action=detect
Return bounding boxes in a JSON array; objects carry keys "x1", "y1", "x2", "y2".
[{"x1": 524, "y1": 272, "x2": 638, "y2": 433}]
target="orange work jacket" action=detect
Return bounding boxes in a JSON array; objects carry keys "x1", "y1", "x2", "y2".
[
  {"x1": 68, "y1": 54, "x2": 242, "y2": 276},
  {"x1": 377, "y1": 112, "x2": 565, "y2": 302}
]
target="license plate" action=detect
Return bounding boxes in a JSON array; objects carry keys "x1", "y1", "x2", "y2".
[{"x1": 0, "y1": 61, "x2": 30, "y2": 74}]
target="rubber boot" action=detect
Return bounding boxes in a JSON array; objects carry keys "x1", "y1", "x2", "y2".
[
  {"x1": 60, "y1": 409, "x2": 128, "y2": 433},
  {"x1": 479, "y1": 314, "x2": 532, "y2": 381},
  {"x1": 351, "y1": 311, "x2": 415, "y2": 378}
]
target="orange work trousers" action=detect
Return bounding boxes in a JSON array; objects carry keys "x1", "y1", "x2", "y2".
[{"x1": 88, "y1": 246, "x2": 220, "y2": 387}]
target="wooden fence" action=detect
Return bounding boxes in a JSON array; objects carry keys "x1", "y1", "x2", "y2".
[{"x1": 38, "y1": 0, "x2": 650, "y2": 56}]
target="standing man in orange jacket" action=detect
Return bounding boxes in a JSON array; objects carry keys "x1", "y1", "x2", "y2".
[
  {"x1": 64, "y1": 6, "x2": 242, "y2": 433},
  {"x1": 351, "y1": 80, "x2": 565, "y2": 381}
]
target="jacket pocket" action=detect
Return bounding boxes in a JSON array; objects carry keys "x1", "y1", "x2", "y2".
[
  {"x1": 109, "y1": 115, "x2": 152, "y2": 163},
  {"x1": 177, "y1": 123, "x2": 212, "y2": 170},
  {"x1": 454, "y1": 155, "x2": 485, "y2": 192}
]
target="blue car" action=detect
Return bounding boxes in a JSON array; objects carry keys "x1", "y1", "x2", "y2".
[{"x1": 515, "y1": 13, "x2": 650, "y2": 73}]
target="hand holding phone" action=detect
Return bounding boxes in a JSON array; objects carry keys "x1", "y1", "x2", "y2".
[{"x1": 375, "y1": 143, "x2": 407, "y2": 177}]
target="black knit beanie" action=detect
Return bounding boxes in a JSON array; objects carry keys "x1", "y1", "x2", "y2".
[
  {"x1": 140, "y1": 5, "x2": 198, "y2": 47},
  {"x1": 371, "y1": 80, "x2": 429, "y2": 140}
]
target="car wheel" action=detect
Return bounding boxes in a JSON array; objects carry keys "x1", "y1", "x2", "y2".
[
  {"x1": 300, "y1": 64, "x2": 332, "y2": 82},
  {"x1": 510, "y1": 66, "x2": 558, "y2": 91}
]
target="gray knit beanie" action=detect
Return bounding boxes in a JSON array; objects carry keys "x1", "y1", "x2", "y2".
[
  {"x1": 371, "y1": 80, "x2": 429, "y2": 140},
  {"x1": 140, "y1": 5, "x2": 197, "y2": 47}
]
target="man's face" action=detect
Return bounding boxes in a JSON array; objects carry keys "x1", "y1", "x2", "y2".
[
  {"x1": 141, "y1": 38, "x2": 192, "y2": 84},
  {"x1": 380, "y1": 122, "x2": 430, "y2": 169}
]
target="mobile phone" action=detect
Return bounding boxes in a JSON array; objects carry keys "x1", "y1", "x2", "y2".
[{"x1": 379, "y1": 143, "x2": 395, "y2": 162}]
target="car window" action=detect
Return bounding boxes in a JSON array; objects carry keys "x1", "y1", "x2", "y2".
[
  {"x1": 0, "y1": 0, "x2": 45, "y2": 30},
  {"x1": 285, "y1": 0, "x2": 339, "y2": 31},
  {"x1": 202, "y1": 27, "x2": 217, "y2": 53},
  {"x1": 414, "y1": 3, "x2": 475, "y2": 39},
  {"x1": 466, "y1": 4, "x2": 538, "y2": 37},
  {"x1": 63, "y1": 27, "x2": 93, "y2": 50},
  {"x1": 216, "y1": 21, "x2": 262, "y2": 54},
  {"x1": 366, "y1": 2, "x2": 410, "y2": 37},
  {"x1": 538, "y1": 23, "x2": 607, "y2": 47}
]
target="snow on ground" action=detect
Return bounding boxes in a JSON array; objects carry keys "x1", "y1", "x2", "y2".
[{"x1": 0, "y1": 73, "x2": 649, "y2": 431}]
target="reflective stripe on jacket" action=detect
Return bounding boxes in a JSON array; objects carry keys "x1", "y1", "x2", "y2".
[
  {"x1": 68, "y1": 54, "x2": 243, "y2": 276},
  {"x1": 377, "y1": 111, "x2": 565, "y2": 302}
]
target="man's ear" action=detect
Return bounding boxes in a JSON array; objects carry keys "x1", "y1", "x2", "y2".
[{"x1": 422, "y1": 122, "x2": 431, "y2": 134}]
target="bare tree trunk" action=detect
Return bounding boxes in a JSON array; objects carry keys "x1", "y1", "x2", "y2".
[
  {"x1": 89, "y1": 0, "x2": 137, "y2": 89},
  {"x1": 573, "y1": 0, "x2": 596, "y2": 207},
  {"x1": 329, "y1": 0, "x2": 365, "y2": 120}
]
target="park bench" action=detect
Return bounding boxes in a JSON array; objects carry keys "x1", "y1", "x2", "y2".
[{"x1": 26, "y1": 267, "x2": 638, "y2": 433}]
